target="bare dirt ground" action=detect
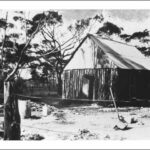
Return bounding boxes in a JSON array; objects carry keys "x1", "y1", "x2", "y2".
[{"x1": 19, "y1": 102, "x2": 150, "y2": 141}]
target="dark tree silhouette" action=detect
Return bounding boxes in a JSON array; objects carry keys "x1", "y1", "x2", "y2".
[
  {"x1": 120, "y1": 29, "x2": 150, "y2": 56},
  {"x1": 97, "y1": 21, "x2": 123, "y2": 36}
]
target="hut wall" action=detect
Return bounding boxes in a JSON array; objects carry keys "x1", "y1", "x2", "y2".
[
  {"x1": 62, "y1": 68, "x2": 118, "y2": 100},
  {"x1": 114, "y1": 69, "x2": 150, "y2": 100}
]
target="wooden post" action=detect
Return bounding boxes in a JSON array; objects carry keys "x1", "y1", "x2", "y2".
[
  {"x1": 62, "y1": 73, "x2": 65, "y2": 99},
  {"x1": 18, "y1": 99, "x2": 31, "y2": 119},
  {"x1": 4, "y1": 81, "x2": 21, "y2": 140},
  {"x1": 93, "y1": 70, "x2": 97, "y2": 101},
  {"x1": 57, "y1": 73, "x2": 62, "y2": 96},
  {"x1": 92, "y1": 76, "x2": 96, "y2": 101}
]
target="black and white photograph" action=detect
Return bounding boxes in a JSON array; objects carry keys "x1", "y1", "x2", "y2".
[{"x1": 0, "y1": 0, "x2": 150, "y2": 148}]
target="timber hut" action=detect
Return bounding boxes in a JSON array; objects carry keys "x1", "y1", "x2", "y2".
[{"x1": 62, "y1": 34, "x2": 150, "y2": 101}]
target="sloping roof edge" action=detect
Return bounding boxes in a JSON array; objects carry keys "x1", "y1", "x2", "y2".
[
  {"x1": 64, "y1": 34, "x2": 150, "y2": 71},
  {"x1": 63, "y1": 35, "x2": 89, "y2": 70}
]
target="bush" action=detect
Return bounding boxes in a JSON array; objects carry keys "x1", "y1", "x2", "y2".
[{"x1": 14, "y1": 77, "x2": 27, "y2": 94}]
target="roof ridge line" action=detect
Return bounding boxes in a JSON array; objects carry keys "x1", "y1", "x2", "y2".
[{"x1": 89, "y1": 34, "x2": 135, "y2": 47}]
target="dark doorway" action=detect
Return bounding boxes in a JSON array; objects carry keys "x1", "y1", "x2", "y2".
[{"x1": 81, "y1": 74, "x2": 95, "y2": 99}]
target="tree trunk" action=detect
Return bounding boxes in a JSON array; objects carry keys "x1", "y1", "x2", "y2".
[
  {"x1": 4, "y1": 81, "x2": 21, "y2": 140},
  {"x1": 57, "y1": 73, "x2": 62, "y2": 96}
]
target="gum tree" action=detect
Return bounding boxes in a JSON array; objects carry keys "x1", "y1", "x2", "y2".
[
  {"x1": 0, "y1": 11, "x2": 45, "y2": 140},
  {"x1": 32, "y1": 11, "x2": 104, "y2": 95}
]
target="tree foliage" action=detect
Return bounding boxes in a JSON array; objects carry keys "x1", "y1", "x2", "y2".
[
  {"x1": 97, "y1": 21, "x2": 123, "y2": 36},
  {"x1": 0, "y1": 11, "x2": 46, "y2": 82},
  {"x1": 30, "y1": 12, "x2": 104, "y2": 95},
  {"x1": 120, "y1": 29, "x2": 150, "y2": 56}
]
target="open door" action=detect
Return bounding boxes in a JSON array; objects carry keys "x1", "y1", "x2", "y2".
[{"x1": 81, "y1": 74, "x2": 95, "y2": 99}]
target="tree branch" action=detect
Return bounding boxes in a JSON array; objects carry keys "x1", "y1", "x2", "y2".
[
  {"x1": 1, "y1": 12, "x2": 8, "y2": 74},
  {"x1": 5, "y1": 16, "x2": 44, "y2": 82}
]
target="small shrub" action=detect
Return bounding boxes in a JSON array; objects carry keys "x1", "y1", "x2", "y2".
[{"x1": 21, "y1": 133, "x2": 44, "y2": 140}]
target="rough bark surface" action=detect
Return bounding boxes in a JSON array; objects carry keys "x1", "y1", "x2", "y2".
[
  {"x1": 4, "y1": 81, "x2": 21, "y2": 140},
  {"x1": 57, "y1": 73, "x2": 62, "y2": 96}
]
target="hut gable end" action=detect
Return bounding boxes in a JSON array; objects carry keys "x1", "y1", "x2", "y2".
[
  {"x1": 64, "y1": 35, "x2": 116, "y2": 70},
  {"x1": 64, "y1": 34, "x2": 150, "y2": 71}
]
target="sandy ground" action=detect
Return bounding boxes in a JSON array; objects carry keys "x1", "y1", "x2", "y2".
[{"x1": 20, "y1": 103, "x2": 150, "y2": 141}]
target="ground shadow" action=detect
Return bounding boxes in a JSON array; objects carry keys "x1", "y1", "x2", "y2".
[
  {"x1": 114, "y1": 125, "x2": 133, "y2": 131},
  {"x1": 30, "y1": 115, "x2": 41, "y2": 120}
]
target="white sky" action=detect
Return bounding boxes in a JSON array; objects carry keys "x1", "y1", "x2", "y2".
[
  {"x1": 60, "y1": 10, "x2": 150, "y2": 34},
  {"x1": 2, "y1": 9, "x2": 149, "y2": 37}
]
